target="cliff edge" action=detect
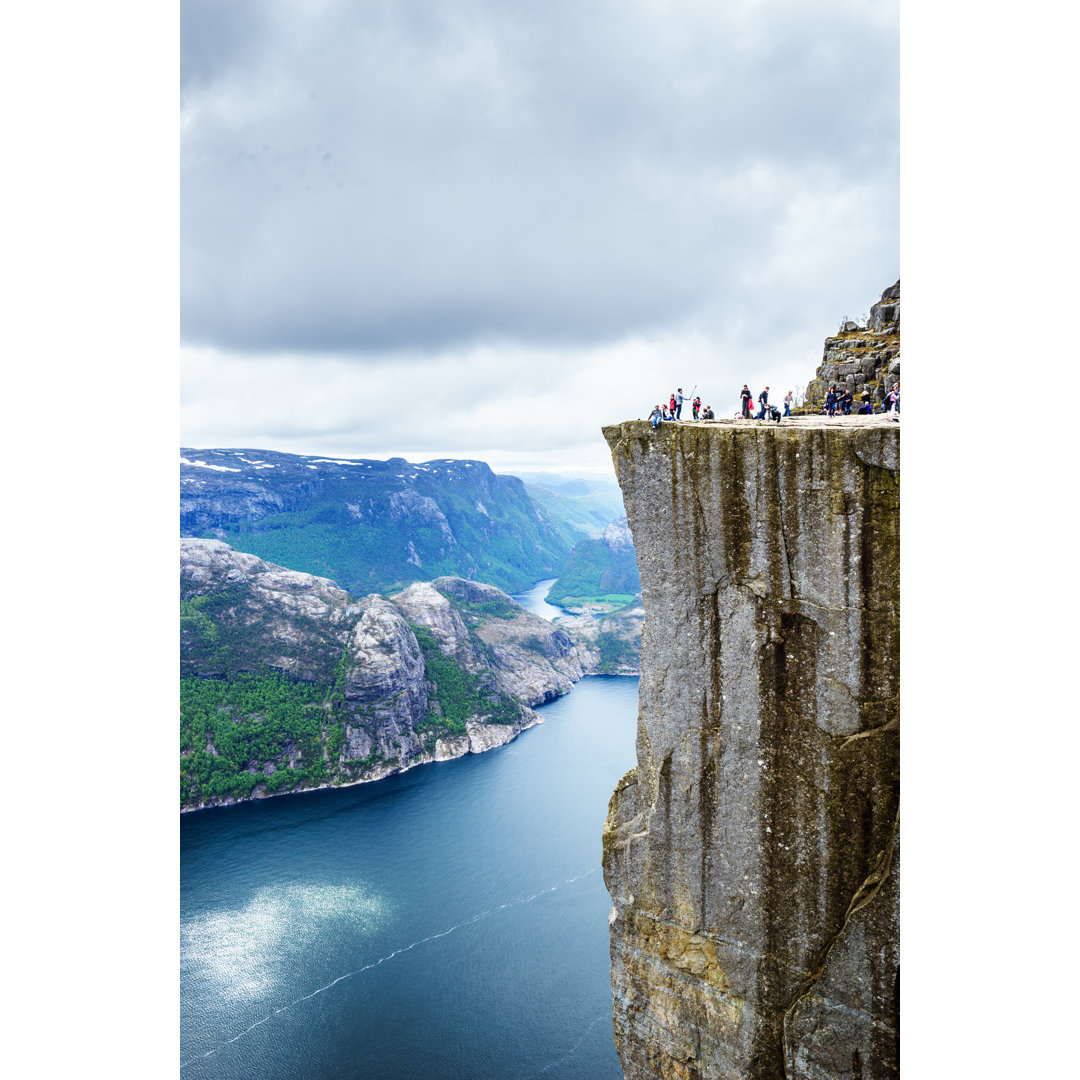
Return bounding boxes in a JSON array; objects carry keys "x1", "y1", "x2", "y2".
[{"x1": 601, "y1": 420, "x2": 899, "y2": 1080}]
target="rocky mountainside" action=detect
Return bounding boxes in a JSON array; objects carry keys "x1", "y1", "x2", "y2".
[
  {"x1": 803, "y1": 280, "x2": 900, "y2": 410},
  {"x1": 547, "y1": 515, "x2": 642, "y2": 609},
  {"x1": 601, "y1": 420, "x2": 899, "y2": 1080},
  {"x1": 554, "y1": 596, "x2": 643, "y2": 676},
  {"x1": 519, "y1": 474, "x2": 627, "y2": 539},
  {"x1": 180, "y1": 538, "x2": 590, "y2": 811},
  {"x1": 180, "y1": 448, "x2": 576, "y2": 595}
]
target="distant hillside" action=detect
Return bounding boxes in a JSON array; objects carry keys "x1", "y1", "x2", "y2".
[
  {"x1": 547, "y1": 517, "x2": 641, "y2": 610},
  {"x1": 181, "y1": 448, "x2": 575, "y2": 595},
  {"x1": 181, "y1": 539, "x2": 589, "y2": 810},
  {"x1": 520, "y1": 474, "x2": 626, "y2": 539},
  {"x1": 556, "y1": 596, "x2": 643, "y2": 676}
]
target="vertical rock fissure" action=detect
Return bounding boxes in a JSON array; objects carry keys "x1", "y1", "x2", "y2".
[
  {"x1": 780, "y1": 812, "x2": 899, "y2": 1078},
  {"x1": 602, "y1": 420, "x2": 899, "y2": 1080}
]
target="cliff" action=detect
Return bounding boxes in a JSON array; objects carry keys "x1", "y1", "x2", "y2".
[
  {"x1": 803, "y1": 281, "x2": 900, "y2": 410},
  {"x1": 180, "y1": 539, "x2": 588, "y2": 810},
  {"x1": 601, "y1": 419, "x2": 899, "y2": 1080}
]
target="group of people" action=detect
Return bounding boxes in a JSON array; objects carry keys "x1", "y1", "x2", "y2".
[
  {"x1": 650, "y1": 389, "x2": 715, "y2": 427},
  {"x1": 739, "y1": 385, "x2": 792, "y2": 422},
  {"x1": 649, "y1": 379, "x2": 898, "y2": 430},
  {"x1": 823, "y1": 381, "x2": 899, "y2": 419}
]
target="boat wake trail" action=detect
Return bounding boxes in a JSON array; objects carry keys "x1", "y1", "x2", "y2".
[
  {"x1": 527, "y1": 1010, "x2": 611, "y2": 1079},
  {"x1": 180, "y1": 866, "x2": 599, "y2": 1070}
]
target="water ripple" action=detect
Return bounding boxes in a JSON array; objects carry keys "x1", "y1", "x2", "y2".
[{"x1": 180, "y1": 866, "x2": 599, "y2": 1070}]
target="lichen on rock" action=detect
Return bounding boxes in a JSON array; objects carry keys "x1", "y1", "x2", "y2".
[{"x1": 601, "y1": 420, "x2": 899, "y2": 1080}]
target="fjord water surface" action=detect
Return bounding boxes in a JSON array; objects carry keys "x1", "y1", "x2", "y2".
[
  {"x1": 180, "y1": 675, "x2": 638, "y2": 1080},
  {"x1": 511, "y1": 577, "x2": 565, "y2": 621}
]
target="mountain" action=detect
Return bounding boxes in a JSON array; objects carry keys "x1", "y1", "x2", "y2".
[
  {"x1": 181, "y1": 448, "x2": 574, "y2": 595},
  {"x1": 554, "y1": 597, "x2": 643, "y2": 675},
  {"x1": 546, "y1": 516, "x2": 642, "y2": 610},
  {"x1": 519, "y1": 473, "x2": 627, "y2": 539},
  {"x1": 180, "y1": 538, "x2": 589, "y2": 811}
]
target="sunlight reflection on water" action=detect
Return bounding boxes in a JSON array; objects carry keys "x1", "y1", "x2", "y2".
[{"x1": 181, "y1": 883, "x2": 390, "y2": 1002}]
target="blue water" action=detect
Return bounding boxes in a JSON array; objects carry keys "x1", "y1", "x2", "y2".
[
  {"x1": 511, "y1": 578, "x2": 565, "y2": 621},
  {"x1": 180, "y1": 675, "x2": 638, "y2": 1079}
]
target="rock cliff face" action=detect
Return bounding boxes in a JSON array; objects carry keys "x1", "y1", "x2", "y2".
[
  {"x1": 804, "y1": 281, "x2": 900, "y2": 410},
  {"x1": 393, "y1": 576, "x2": 587, "y2": 706},
  {"x1": 601, "y1": 420, "x2": 899, "y2": 1080},
  {"x1": 180, "y1": 539, "x2": 589, "y2": 810}
]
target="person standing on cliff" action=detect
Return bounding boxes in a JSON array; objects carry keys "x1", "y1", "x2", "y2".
[
  {"x1": 675, "y1": 389, "x2": 688, "y2": 419},
  {"x1": 740, "y1": 385, "x2": 752, "y2": 418},
  {"x1": 692, "y1": 396, "x2": 701, "y2": 420},
  {"x1": 826, "y1": 385, "x2": 837, "y2": 416},
  {"x1": 784, "y1": 390, "x2": 793, "y2": 416},
  {"x1": 669, "y1": 392, "x2": 678, "y2": 420},
  {"x1": 755, "y1": 387, "x2": 770, "y2": 419}
]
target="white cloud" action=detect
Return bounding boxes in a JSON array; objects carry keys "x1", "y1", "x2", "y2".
[{"x1": 181, "y1": 0, "x2": 898, "y2": 469}]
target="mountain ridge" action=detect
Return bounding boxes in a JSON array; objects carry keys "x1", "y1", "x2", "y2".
[{"x1": 181, "y1": 447, "x2": 578, "y2": 595}]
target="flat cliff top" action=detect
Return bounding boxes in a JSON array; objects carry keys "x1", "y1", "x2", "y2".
[{"x1": 606, "y1": 414, "x2": 900, "y2": 435}]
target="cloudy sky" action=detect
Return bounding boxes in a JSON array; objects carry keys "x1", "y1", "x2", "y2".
[{"x1": 181, "y1": 0, "x2": 898, "y2": 474}]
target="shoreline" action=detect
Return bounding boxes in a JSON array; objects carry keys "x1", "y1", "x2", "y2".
[
  {"x1": 180, "y1": 710, "x2": 545, "y2": 815},
  {"x1": 179, "y1": 669, "x2": 639, "y2": 812}
]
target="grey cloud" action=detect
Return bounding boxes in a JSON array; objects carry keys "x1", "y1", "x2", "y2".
[{"x1": 181, "y1": 0, "x2": 897, "y2": 355}]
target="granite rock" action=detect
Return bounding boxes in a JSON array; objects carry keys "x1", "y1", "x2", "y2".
[
  {"x1": 180, "y1": 540, "x2": 588, "y2": 808},
  {"x1": 804, "y1": 281, "x2": 900, "y2": 409},
  {"x1": 601, "y1": 420, "x2": 899, "y2": 1080}
]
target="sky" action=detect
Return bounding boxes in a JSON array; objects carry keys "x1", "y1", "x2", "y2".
[
  {"x1": 180, "y1": 0, "x2": 899, "y2": 474},
  {"x1": 9, "y1": 7, "x2": 1080, "y2": 1076}
]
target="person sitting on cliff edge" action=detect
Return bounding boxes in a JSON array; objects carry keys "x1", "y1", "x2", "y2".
[
  {"x1": 649, "y1": 404, "x2": 663, "y2": 429},
  {"x1": 702, "y1": 405, "x2": 715, "y2": 419}
]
